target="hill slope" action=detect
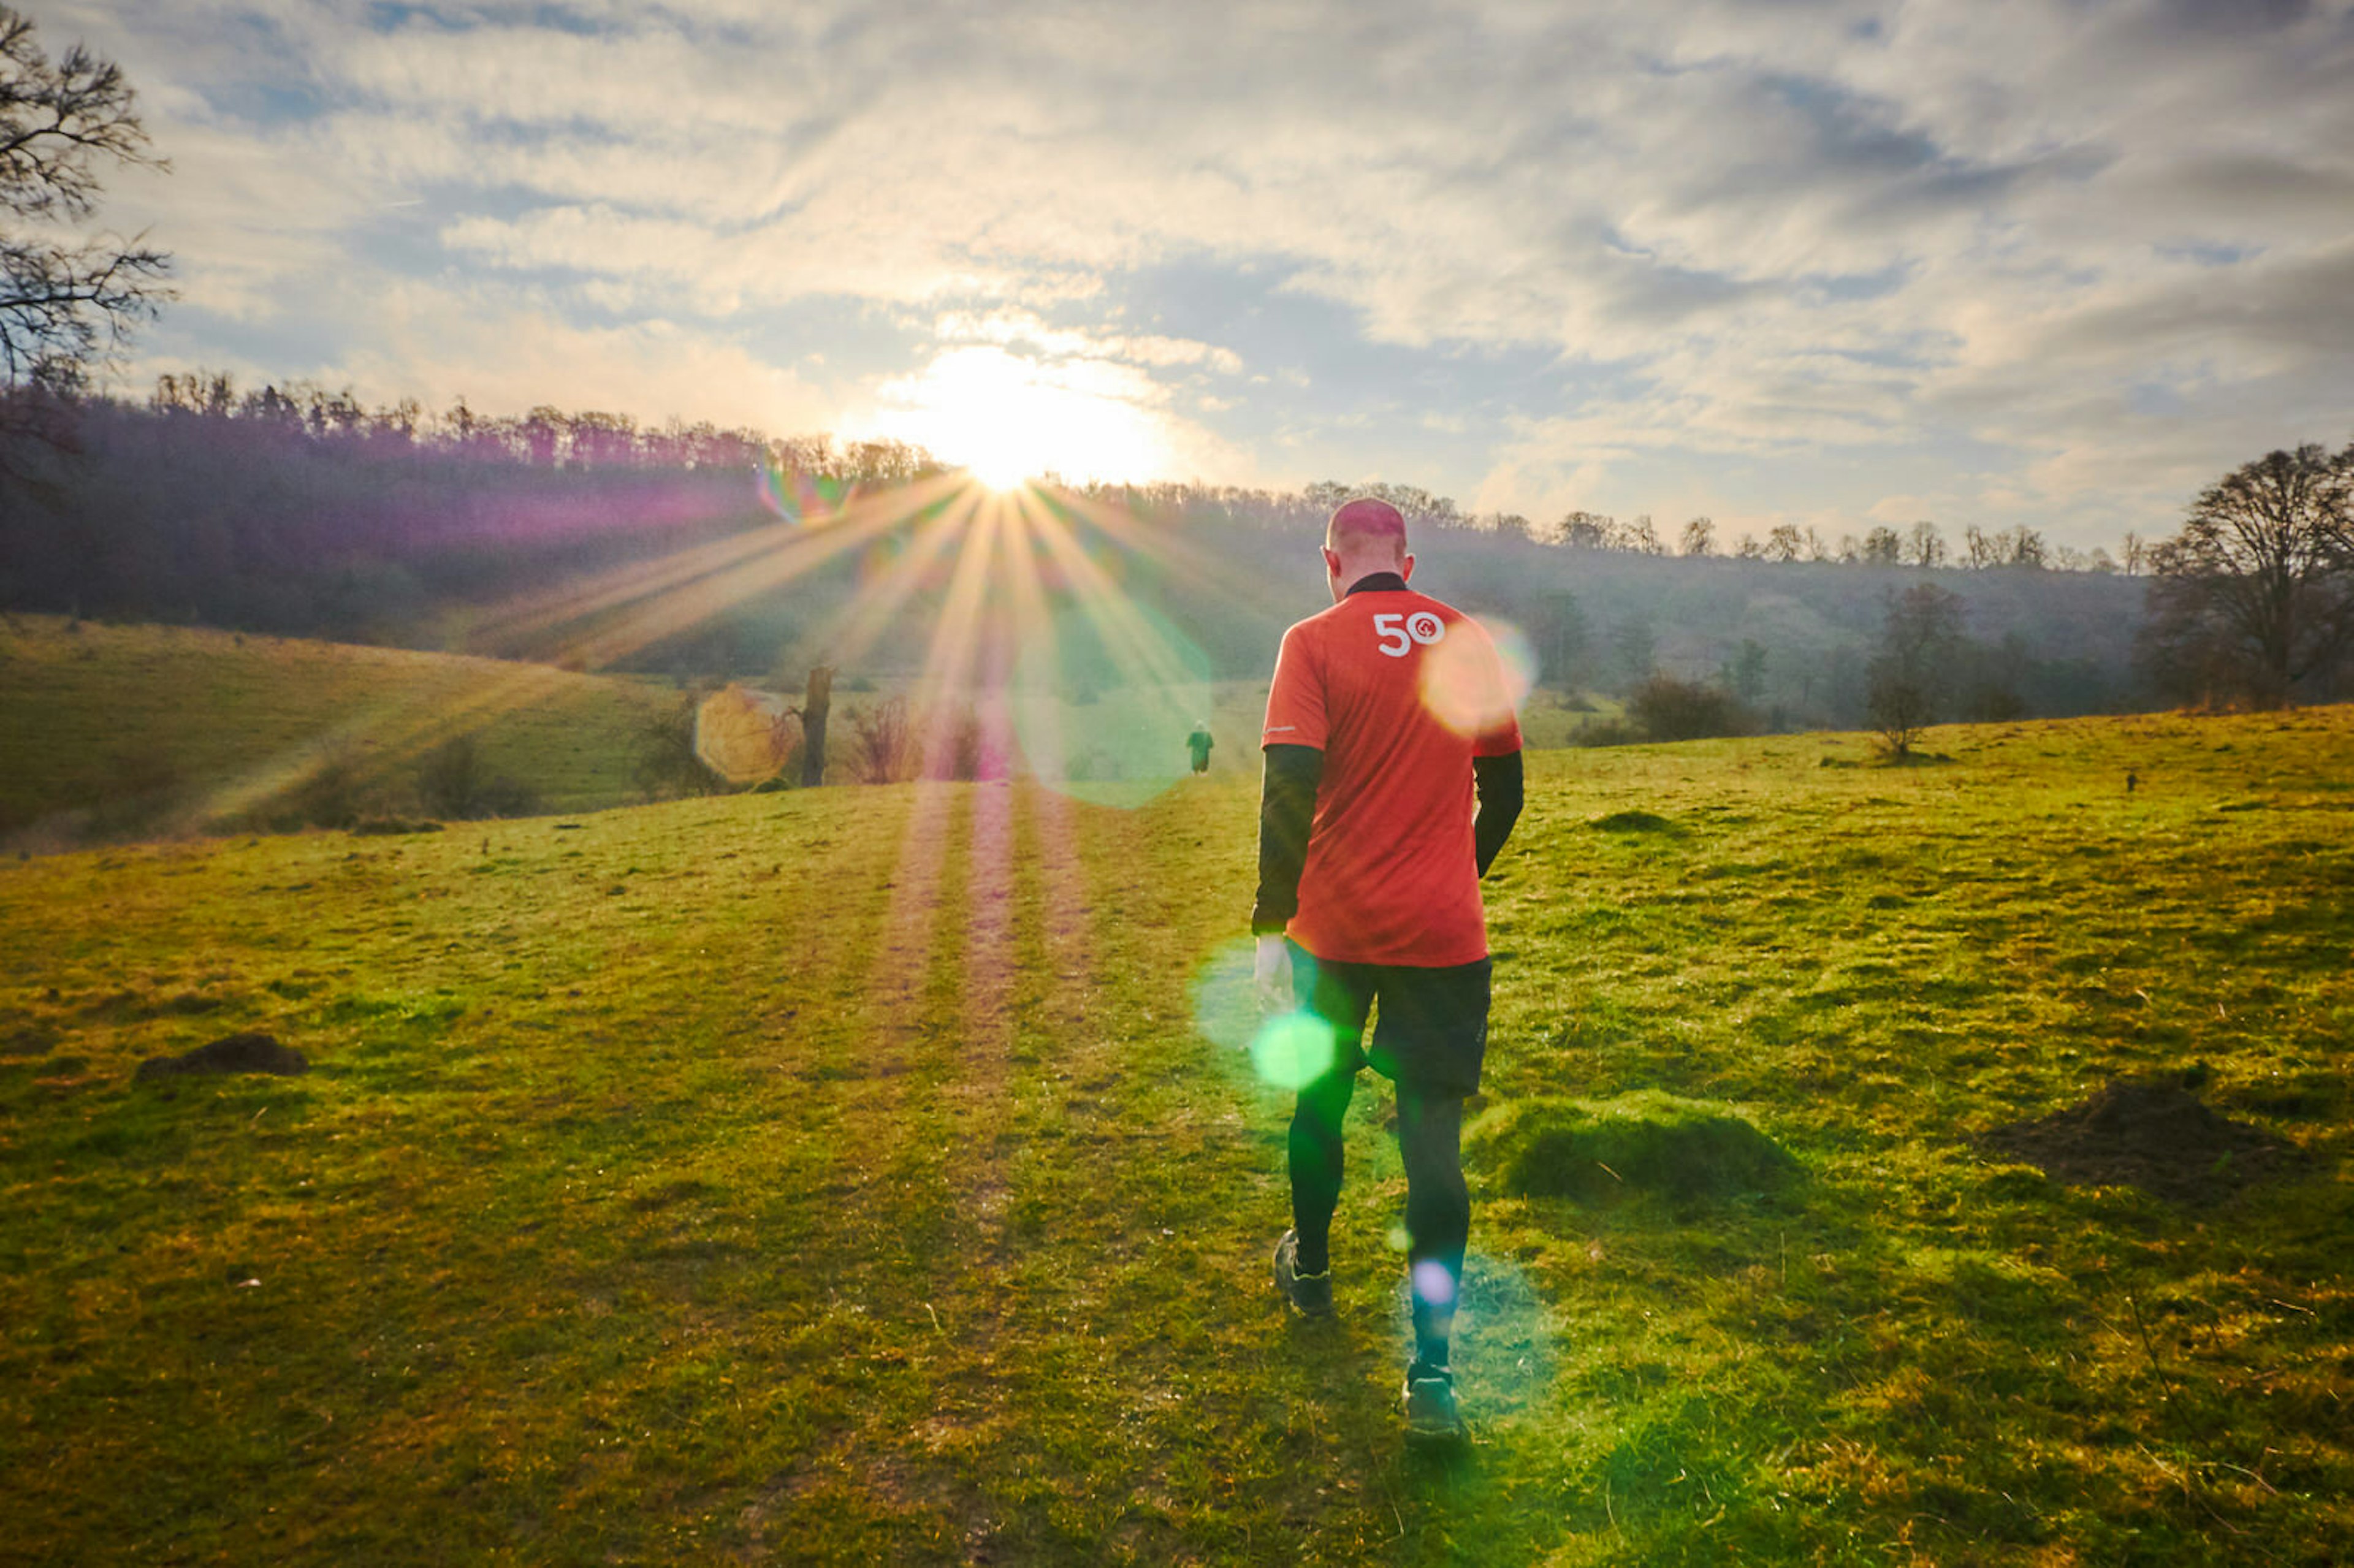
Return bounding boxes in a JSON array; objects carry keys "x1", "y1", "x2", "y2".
[
  {"x1": 1, "y1": 709, "x2": 2347, "y2": 1563},
  {"x1": 0, "y1": 615, "x2": 676, "y2": 843}
]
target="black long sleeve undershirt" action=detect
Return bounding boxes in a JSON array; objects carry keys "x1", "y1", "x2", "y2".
[
  {"x1": 1251, "y1": 744, "x2": 1526, "y2": 935},
  {"x1": 1251, "y1": 744, "x2": 1323, "y2": 934},
  {"x1": 1472, "y1": 751, "x2": 1523, "y2": 877}
]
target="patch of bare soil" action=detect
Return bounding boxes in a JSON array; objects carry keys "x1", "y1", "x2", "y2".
[{"x1": 1982, "y1": 1074, "x2": 2309, "y2": 1205}]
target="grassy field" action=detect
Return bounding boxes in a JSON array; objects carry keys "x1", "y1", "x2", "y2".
[
  {"x1": 1, "y1": 706, "x2": 2348, "y2": 1564},
  {"x1": 0, "y1": 616, "x2": 676, "y2": 843}
]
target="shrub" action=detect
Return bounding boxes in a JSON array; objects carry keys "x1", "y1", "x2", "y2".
[
  {"x1": 845, "y1": 696, "x2": 917, "y2": 783},
  {"x1": 417, "y1": 735, "x2": 536, "y2": 820},
  {"x1": 631, "y1": 692, "x2": 722, "y2": 799},
  {"x1": 1570, "y1": 717, "x2": 1644, "y2": 748},
  {"x1": 1626, "y1": 673, "x2": 1748, "y2": 741}
]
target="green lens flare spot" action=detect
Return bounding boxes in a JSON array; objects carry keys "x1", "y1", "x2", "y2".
[{"x1": 1249, "y1": 1012, "x2": 1335, "y2": 1090}]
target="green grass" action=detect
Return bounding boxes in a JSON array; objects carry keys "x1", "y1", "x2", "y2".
[
  {"x1": 0, "y1": 615, "x2": 674, "y2": 841},
  {"x1": 1, "y1": 706, "x2": 2349, "y2": 1564}
]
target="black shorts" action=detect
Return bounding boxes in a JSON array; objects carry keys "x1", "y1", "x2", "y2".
[{"x1": 1287, "y1": 940, "x2": 1492, "y2": 1098}]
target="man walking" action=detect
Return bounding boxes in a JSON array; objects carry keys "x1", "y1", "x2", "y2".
[
  {"x1": 1251, "y1": 497, "x2": 1524, "y2": 1443},
  {"x1": 1187, "y1": 720, "x2": 1214, "y2": 775}
]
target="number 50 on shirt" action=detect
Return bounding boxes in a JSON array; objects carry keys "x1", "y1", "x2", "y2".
[{"x1": 1372, "y1": 611, "x2": 1447, "y2": 658}]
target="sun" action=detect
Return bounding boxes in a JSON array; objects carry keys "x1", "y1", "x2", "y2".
[
  {"x1": 965, "y1": 446, "x2": 1034, "y2": 492},
  {"x1": 864, "y1": 345, "x2": 1170, "y2": 489}
]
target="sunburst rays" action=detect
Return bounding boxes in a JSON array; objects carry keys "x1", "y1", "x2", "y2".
[{"x1": 200, "y1": 470, "x2": 1232, "y2": 836}]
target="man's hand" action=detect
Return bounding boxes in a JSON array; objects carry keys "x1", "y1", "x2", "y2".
[{"x1": 1253, "y1": 934, "x2": 1293, "y2": 1013}]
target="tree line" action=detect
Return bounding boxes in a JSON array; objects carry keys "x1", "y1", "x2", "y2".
[
  {"x1": 1089, "y1": 478, "x2": 2145, "y2": 576},
  {"x1": 143, "y1": 370, "x2": 941, "y2": 481}
]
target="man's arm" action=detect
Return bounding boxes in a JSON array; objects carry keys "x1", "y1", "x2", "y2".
[
  {"x1": 1472, "y1": 750, "x2": 1523, "y2": 877},
  {"x1": 1251, "y1": 743, "x2": 1324, "y2": 934}
]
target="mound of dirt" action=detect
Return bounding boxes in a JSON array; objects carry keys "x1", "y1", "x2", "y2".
[
  {"x1": 135, "y1": 1032, "x2": 308, "y2": 1082},
  {"x1": 1981, "y1": 1075, "x2": 2307, "y2": 1205}
]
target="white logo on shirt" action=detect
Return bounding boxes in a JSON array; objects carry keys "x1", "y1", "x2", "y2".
[{"x1": 1374, "y1": 611, "x2": 1446, "y2": 657}]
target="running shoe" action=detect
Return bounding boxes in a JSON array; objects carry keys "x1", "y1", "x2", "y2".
[
  {"x1": 1271, "y1": 1228, "x2": 1333, "y2": 1318},
  {"x1": 1400, "y1": 1361, "x2": 1466, "y2": 1444}
]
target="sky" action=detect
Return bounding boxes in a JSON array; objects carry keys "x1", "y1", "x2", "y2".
[{"x1": 42, "y1": 0, "x2": 2354, "y2": 548}]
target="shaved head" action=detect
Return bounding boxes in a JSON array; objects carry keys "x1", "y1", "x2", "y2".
[
  {"x1": 1326, "y1": 497, "x2": 1409, "y2": 557},
  {"x1": 1320, "y1": 497, "x2": 1415, "y2": 602}
]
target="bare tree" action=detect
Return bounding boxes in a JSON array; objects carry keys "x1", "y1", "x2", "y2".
[
  {"x1": 1906, "y1": 519, "x2": 1947, "y2": 569},
  {"x1": 2138, "y1": 443, "x2": 2354, "y2": 708},
  {"x1": 1555, "y1": 510, "x2": 1614, "y2": 549},
  {"x1": 1678, "y1": 516, "x2": 1716, "y2": 557},
  {"x1": 1, "y1": 6, "x2": 170, "y2": 446},
  {"x1": 1867, "y1": 582, "x2": 1965, "y2": 759}
]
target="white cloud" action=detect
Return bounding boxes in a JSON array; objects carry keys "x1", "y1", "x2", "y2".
[{"x1": 335, "y1": 283, "x2": 837, "y2": 433}]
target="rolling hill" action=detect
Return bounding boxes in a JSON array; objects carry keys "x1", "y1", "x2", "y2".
[{"x1": 0, "y1": 615, "x2": 678, "y2": 845}]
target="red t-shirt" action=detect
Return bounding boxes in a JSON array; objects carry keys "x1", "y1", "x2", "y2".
[{"x1": 1261, "y1": 583, "x2": 1523, "y2": 967}]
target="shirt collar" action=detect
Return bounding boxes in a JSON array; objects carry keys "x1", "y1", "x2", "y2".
[{"x1": 1344, "y1": 571, "x2": 1411, "y2": 596}]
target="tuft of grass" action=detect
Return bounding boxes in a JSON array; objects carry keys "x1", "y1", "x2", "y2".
[
  {"x1": 1588, "y1": 808, "x2": 1679, "y2": 833},
  {"x1": 1473, "y1": 1090, "x2": 1798, "y2": 1203}
]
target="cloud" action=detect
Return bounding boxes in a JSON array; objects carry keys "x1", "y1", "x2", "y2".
[{"x1": 39, "y1": 0, "x2": 2354, "y2": 545}]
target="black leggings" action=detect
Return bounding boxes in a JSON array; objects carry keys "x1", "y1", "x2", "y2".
[{"x1": 1288, "y1": 1068, "x2": 1467, "y2": 1367}]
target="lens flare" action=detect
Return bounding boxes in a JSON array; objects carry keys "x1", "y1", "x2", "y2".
[
  {"x1": 1411, "y1": 1259, "x2": 1458, "y2": 1309},
  {"x1": 1249, "y1": 1011, "x2": 1336, "y2": 1091},
  {"x1": 756, "y1": 455, "x2": 809, "y2": 523},
  {"x1": 1481, "y1": 617, "x2": 1539, "y2": 710},
  {"x1": 1420, "y1": 614, "x2": 1533, "y2": 737},
  {"x1": 1008, "y1": 598, "x2": 1214, "y2": 810},
  {"x1": 1190, "y1": 937, "x2": 1263, "y2": 1054},
  {"x1": 693, "y1": 683, "x2": 796, "y2": 783},
  {"x1": 1389, "y1": 1252, "x2": 1560, "y2": 1417}
]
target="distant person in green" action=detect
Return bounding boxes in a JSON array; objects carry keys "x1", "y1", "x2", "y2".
[{"x1": 1186, "y1": 721, "x2": 1213, "y2": 775}]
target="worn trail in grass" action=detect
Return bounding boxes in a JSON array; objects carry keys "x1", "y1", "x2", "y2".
[{"x1": 3, "y1": 709, "x2": 2351, "y2": 1564}]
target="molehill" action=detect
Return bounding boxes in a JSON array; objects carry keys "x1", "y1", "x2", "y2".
[
  {"x1": 135, "y1": 1032, "x2": 309, "y2": 1081},
  {"x1": 1980, "y1": 1072, "x2": 2307, "y2": 1206}
]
